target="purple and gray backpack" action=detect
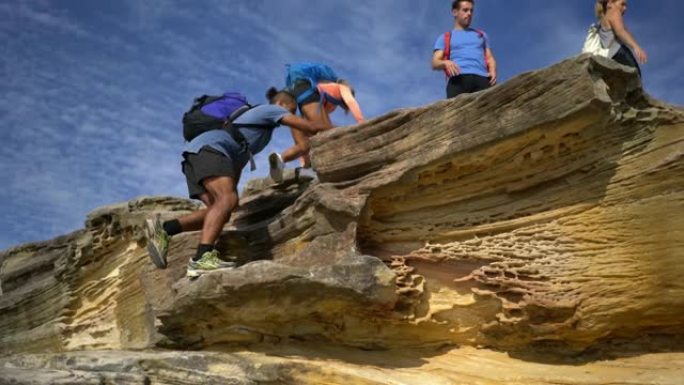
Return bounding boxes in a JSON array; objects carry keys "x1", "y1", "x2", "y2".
[{"x1": 182, "y1": 92, "x2": 271, "y2": 142}]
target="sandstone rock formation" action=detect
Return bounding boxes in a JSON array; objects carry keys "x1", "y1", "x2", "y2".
[{"x1": 1, "y1": 55, "x2": 683, "y2": 384}]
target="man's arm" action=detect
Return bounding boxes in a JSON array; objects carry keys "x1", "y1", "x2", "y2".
[
  {"x1": 485, "y1": 48, "x2": 497, "y2": 85},
  {"x1": 432, "y1": 50, "x2": 460, "y2": 77},
  {"x1": 280, "y1": 114, "x2": 329, "y2": 135}
]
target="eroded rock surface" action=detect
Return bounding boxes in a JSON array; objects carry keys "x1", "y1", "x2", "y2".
[
  {"x1": 2, "y1": 346, "x2": 683, "y2": 385},
  {"x1": 2, "y1": 55, "x2": 683, "y2": 384}
]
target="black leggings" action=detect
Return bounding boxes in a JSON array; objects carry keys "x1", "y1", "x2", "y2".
[
  {"x1": 446, "y1": 74, "x2": 491, "y2": 99},
  {"x1": 612, "y1": 45, "x2": 641, "y2": 77}
]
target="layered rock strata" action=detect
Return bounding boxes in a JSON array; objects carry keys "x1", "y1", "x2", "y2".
[{"x1": 1, "y1": 55, "x2": 683, "y2": 384}]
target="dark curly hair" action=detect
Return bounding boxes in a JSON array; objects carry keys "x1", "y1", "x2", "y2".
[{"x1": 265, "y1": 87, "x2": 295, "y2": 104}]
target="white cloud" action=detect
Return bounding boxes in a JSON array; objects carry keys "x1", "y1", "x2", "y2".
[{"x1": 0, "y1": 1, "x2": 88, "y2": 37}]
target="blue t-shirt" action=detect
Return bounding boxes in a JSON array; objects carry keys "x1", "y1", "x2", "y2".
[
  {"x1": 434, "y1": 28, "x2": 490, "y2": 78},
  {"x1": 184, "y1": 104, "x2": 289, "y2": 167}
]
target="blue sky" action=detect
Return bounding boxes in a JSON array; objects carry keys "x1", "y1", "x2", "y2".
[{"x1": 1, "y1": 0, "x2": 683, "y2": 251}]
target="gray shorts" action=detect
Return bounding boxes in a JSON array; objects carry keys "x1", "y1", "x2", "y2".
[{"x1": 182, "y1": 147, "x2": 239, "y2": 199}]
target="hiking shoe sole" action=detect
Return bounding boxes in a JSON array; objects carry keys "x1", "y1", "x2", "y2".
[
  {"x1": 269, "y1": 152, "x2": 284, "y2": 183},
  {"x1": 186, "y1": 263, "x2": 236, "y2": 278}
]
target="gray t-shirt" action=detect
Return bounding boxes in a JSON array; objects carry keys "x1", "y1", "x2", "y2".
[
  {"x1": 184, "y1": 104, "x2": 289, "y2": 167},
  {"x1": 598, "y1": 23, "x2": 621, "y2": 58}
]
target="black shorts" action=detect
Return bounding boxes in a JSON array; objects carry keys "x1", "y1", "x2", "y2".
[
  {"x1": 446, "y1": 74, "x2": 491, "y2": 99},
  {"x1": 291, "y1": 79, "x2": 321, "y2": 107},
  {"x1": 612, "y1": 44, "x2": 641, "y2": 77},
  {"x1": 182, "y1": 147, "x2": 239, "y2": 199}
]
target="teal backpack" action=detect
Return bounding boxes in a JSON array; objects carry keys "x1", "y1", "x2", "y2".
[{"x1": 285, "y1": 62, "x2": 338, "y2": 104}]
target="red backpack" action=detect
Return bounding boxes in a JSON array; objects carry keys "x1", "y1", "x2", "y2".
[{"x1": 442, "y1": 29, "x2": 489, "y2": 78}]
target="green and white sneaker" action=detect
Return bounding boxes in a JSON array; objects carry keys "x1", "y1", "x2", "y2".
[
  {"x1": 145, "y1": 214, "x2": 170, "y2": 269},
  {"x1": 186, "y1": 250, "x2": 236, "y2": 278}
]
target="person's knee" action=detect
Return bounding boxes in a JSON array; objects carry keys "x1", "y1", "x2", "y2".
[
  {"x1": 214, "y1": 191, "x2": 238, "y2": 212},
  {"x1": 199, "y1": 193, "x2": 214, "y2": 208},
  {"x1": 296, "y1": 141, "x2": 311, "y2": 154}
]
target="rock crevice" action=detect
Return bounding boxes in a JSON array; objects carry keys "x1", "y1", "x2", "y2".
[{"x1": 2, "y1": 55, "x2": 683, "y2": 384}]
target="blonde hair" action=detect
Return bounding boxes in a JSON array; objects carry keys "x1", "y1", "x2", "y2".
[{"x1": 595, "y1": 0, "x2": 622, "y2": 19}]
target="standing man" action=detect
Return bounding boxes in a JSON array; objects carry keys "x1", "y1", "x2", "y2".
[
  {"x1": 145, "y1": 88, "x2": 327, "y2": 278},
  {"x1": 432, "y1": 0, "x2": 497, "y2": 98}
]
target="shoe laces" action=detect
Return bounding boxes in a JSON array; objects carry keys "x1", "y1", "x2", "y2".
[{"x1": 202, "y1": 250, "x2": 221, "y2": 263}]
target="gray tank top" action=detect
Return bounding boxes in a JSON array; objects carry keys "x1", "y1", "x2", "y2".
[{"x1": 598, "y1": 23, "x2": 621, "y2": 58}]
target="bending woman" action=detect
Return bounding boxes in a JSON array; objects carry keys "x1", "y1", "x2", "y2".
[
  {"x1": 596, "y1": 0, "x2": 648, "y2": 76},
  {"x1": 268, "y1": 75, "x2": 365, "y2": 182}
]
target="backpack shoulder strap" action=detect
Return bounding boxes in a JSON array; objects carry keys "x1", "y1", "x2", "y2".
[
  {"x1": 295, "y1": 87, "x2": 316, "y2": 105},
  {"x1": 442, "y1": 31, "x2": 452, "y2": 79},
  {"x1": 474, "y1": 28, "x2": 486, "y2": 47},
  {"x1": 227, "y1": 104, "x2": 252, "y2": 122},
  {"x1": 231, "y1": 122, "x2": 279, "y2": 129},
  {"x1": 443, "y1": 31, "x2": 452, "y2": 61},
  {"x1": 321, "y1": 93, "x2": 344, "y2": 106},
  {"x1": 473, "y1": 28, "x2": 490, "y2": 72},
  {"x1": 229, "y1": 105, "x2": 279, "y2": 130}
]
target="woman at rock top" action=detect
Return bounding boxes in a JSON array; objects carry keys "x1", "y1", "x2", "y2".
[
  {"x1": 595, "y1": 0, "x2": 648, "y2": 76},
  {"x1": 267, "y1": 62, "x2": 366, "y2": 183}
]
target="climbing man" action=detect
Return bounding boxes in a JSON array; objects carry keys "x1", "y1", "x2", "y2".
[{"x1": 145, "y1": 88, "x2": 328, "y2": 277}]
